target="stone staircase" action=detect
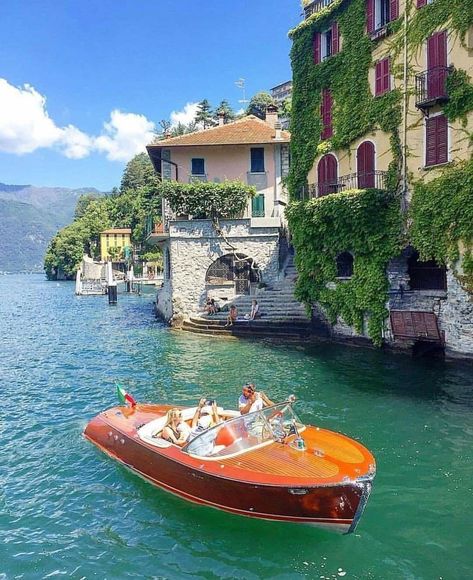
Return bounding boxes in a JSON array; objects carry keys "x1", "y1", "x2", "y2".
[{"x1": 181, "y1": 255, "x2": 314, "y2": 339}]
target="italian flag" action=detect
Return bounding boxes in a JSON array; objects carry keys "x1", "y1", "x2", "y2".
[{"x1": 116, "y1": 385, "x2": 137, "y2": 407}]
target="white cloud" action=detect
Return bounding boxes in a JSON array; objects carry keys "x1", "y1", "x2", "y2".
[
  {"x1": 0, "y1": 78, "x2": 156, "y2": 162},
  {"x1": 94, "y1": 110, "x2": 156, "y2": 161},
  {"x1": 170, "y1": 102, "x2": 198, "y2": 127}
]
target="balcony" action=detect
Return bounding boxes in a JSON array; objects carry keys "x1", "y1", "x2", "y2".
[
  {"x1": 300, "y1": 171, "x2": 389, "y2": 199},
  {"x1": 145, "y1": 221, "x2": 169, "y2": 245},
  {"x1": 415, "y1": 66, "x2": 453, "y2": 111},
  {"x1": 304, "y1": 0, "x2": 335, "y2": 19}
]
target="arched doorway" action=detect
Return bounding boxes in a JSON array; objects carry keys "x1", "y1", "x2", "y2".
[
  {"x1": 317, "y1": 154, "x2": 338, "y2": 196},
  {"x1": 206, "y1": 254, "x2": 259, "y2": 295},
  {"x1": 357, "y1": 141, "x2": 375, "y2": 188}
]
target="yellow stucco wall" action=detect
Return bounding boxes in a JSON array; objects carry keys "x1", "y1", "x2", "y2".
[
  {"x1": 306, "y1": 0, "x2": 473, "y2": 195},
  {"x1": 100, "y1": 231, "x2": 131, "y2": 262}
]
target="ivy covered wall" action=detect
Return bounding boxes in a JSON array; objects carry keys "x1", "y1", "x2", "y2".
[{"x1": 287, "y1": 0, "x2": 473, "y2": 345}]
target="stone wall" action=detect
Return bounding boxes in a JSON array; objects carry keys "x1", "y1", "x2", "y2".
[{"x1": 157, "y1": 219, "x2": 280, "y2": 322}]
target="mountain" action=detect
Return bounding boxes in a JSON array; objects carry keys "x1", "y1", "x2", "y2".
[{"x1": 0, "y1": 183, "x2": 106, "y2": 272}]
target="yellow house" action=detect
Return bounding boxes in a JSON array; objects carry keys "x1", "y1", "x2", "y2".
[{"x1": 100, "y1": 228, "x2": 132, "y2": 262}]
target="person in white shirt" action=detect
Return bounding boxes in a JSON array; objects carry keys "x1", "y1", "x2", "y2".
[
  {"x1": 238, "y1": 383, "x2": 274, "y2": 415},
  {"x1": 249, "y1": 299, "x2": 260, "y2": 320}
]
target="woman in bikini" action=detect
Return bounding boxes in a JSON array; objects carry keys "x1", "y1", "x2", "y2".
[{"x1": 161, "y1": 408, "x2": 190, "y2": 446}]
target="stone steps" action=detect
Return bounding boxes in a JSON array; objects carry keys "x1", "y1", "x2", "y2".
[{"x1": 182, "y1": 317, "x2": 311, "y2": 340}]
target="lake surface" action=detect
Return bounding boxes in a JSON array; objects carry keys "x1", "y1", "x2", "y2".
[{"x1": 1, "y1": 274, "x2": 472, "y2": 579}]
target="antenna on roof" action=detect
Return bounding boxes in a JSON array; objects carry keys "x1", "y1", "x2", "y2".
[{"x1": 235, "y1": 78, "x2": 249, "y2": 105}]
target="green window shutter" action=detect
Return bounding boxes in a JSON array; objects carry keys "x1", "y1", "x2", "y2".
[{"x1": 252, "y1": 194, "x2": 265, "y2": 217}]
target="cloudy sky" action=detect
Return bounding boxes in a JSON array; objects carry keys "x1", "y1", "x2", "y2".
[{"x1": 0, "y1": 0, "x2": 297, "y2": 190}]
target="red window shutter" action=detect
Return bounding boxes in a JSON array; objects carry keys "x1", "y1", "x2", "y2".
[
  {"x1": 390, "y1": 0, "x2": 399, "y2": 21},
  {"x1": 313, "y1": 32, "x2": 321, "y2": 64},
  {"x1": 436, "y1": 115, "x2": 448, "y2": 164},
  {"x1": 375, "y1": 61, "x2": 383, "y2": 96},
  {"x1": 425, "y1": 117, "x2": 437, "y2": 166},
  {"x1": 427, "y1": 31, "x2": 447, "y2": 99},
  {"x1": 331, "y1": 21, "x2": 340, "y2": 54},
  {"x1": 318, "y1": 155, "x2": 338, "y2": 196},
  {"x1": 357, "y1": 142, "x2": 375, "y2": 188},
  {"x1": 383, "y1": 57, "x2": 391, "y2": 92},
  {"x1": 366, "y1": 0, "x2": 375, "y2": 34},
  {"x1": 320, "y1": 89, "x2": 333, "y2": 140},
  {"x1": 417, "y1": 0, "x2": 427, "y2": 7}
]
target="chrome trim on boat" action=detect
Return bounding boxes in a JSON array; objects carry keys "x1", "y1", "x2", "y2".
[{"x1": 346, "y1": 479, "x2": 373, "y2": 534}]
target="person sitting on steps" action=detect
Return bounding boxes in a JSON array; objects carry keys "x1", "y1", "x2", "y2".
[{"x1": 225, "y1": 305, "x2": 238, "y2": 327}]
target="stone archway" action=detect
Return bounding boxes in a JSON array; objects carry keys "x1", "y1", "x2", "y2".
[{"x1": 205, "y1": 253, "x2": 259, "y2": 295}]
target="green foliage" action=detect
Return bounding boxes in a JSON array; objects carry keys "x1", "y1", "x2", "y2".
[
  {"x1": 445, "y1": 69, "x2": 473, "y2": 125},
  {"x1": 287, "y1": 189, "x2": 403, "y2": 345},
  {"x1": 120, "y1": 152, "x2": 160, "y2": 193},
  {"x1": 410, "y1": 160, "x2": 473, "y2": 292},
  {"x1": 215, "y1": 100, "x2": 235, "y2": 124},
  {"x1": 246, "y1": 92, "x2": 276, "y2": 120},
  {"x1": 158, "y1": 180, "x2": 255, "y2": 220},
  {"x1": 74, "y1": 193, "x2": 101, "y2": 219},
  {"x1": 287, "y1": 0, "x2": 402, "y2": 196},
  {"x1": 194, "y1": 99, "x2": 215, "y2": 129}
]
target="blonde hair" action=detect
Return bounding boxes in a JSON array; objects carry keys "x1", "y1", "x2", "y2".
[{"x1": 163, "y1": 408, "x2": 181, "y2": 429}]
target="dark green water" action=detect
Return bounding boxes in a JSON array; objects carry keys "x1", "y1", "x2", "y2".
[{"x1": 1, "y1": 275, "x2": 472, "y2": 579}]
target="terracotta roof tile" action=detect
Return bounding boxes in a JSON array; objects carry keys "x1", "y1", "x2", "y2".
[
  {"x1": 101, "y1": 228, "x2": 131, "y2": 234},
  {"x1": 147, "y1": 116, "x2": 290, "y2": 148}
]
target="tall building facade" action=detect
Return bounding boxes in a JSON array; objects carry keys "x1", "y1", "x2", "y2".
[{"x1": 289, "y1": 0, "x2": 473, "y2": 358}]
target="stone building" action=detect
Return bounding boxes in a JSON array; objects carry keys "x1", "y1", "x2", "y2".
[
  {"x1": 289, "y1": 0, "x2": 473, "y2": 359},
  {"x1": 146, "y1": 112, "x2": 291, "y2": 323}
]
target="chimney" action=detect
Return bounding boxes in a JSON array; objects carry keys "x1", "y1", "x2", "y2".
[
  {"x1": 265, "y1": 104, "x2": 278, "y2": 128},
  {"x1": 218, "y1": 112, "x2": 225, "y2": 126},
  {"x1": 164, "y1": 129, "x2": 171, "y2": 139},
  {"x1": 274, "y1": 120, "x2": 282, "y2": 141}
]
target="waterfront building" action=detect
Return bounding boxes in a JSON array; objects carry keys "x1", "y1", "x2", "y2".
[
  {"x1": 270, "y1": 80, "x2": 293, "y2": 128},
  {"x1": 146, "y1": 111, "x2": 291, "y2": 322},
  {"x1": 289, "y1": 0, "x2": 473, "y2": 358},
  {"x1": 99, "y1": 228, "x2": 132, "y2": 262}
]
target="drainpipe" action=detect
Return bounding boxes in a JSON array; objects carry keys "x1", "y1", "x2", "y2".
[{"x1": 401, "y1": 3, "x2": 409, "y2": 214}]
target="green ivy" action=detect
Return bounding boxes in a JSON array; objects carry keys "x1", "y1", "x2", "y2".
[
  {"x1": 286, "y1": 189, "x2": 403, "y2": 346},
  {"x1": 287, "y1": 0, "x2": 402, "y2": 197},
  {"x1": 158, "y1": 180, "x2": 255, "y2": 219},
  {"x1": 410, "y1": 159, "x2": 473, "y2": 292},
  {"x1": 445, "y1": 69, "x2": 473, "y2": 125}
]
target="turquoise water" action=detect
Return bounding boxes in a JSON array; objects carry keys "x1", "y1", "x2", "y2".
[{"x1": 1, "y1": 274, "x2": 472, "y2": 579}]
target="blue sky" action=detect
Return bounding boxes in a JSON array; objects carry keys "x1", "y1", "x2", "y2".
[{"x1": 0, "y1": 1, "x2": 298, "y2": 191}]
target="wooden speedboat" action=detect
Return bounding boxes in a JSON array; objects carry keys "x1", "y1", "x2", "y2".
[{"x1": 84, "y1": 399, "x2": 376, "y2": 534}]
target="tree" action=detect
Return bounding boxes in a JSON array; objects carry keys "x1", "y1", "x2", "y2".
[
  {"x1": 214, "y1": 100, "x2": 235, "y2": 124},
  {"x1": 194, "y1": 99, "x2": 214, "y2": 129},
  {"x1": 246, "y1": 91, "x2": 276, "y2": 119},
  {"x1": 120, "y1": 152, "x2": 160, "y2": 193},
  {"x1": 280, "y1": 97, "x2": 292, "y2": 124},
  {"x1": 74, "y1": 193, "x2": 100, "y2": 219}
]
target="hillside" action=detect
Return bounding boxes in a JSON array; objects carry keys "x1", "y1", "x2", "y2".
[{"x1": 0, "y1": 183, "x2": 105, "y2": 272}]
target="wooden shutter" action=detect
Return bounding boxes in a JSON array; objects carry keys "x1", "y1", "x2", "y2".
[
  {"x1": 318, "y1": 155, "x2": 338, "y2": 196},
  {"x1": 331, "y1": 21, "x2": 340, "y2": 54},
  {"x1": 313, "y1": 32, "x2": 321, "y2": 64},
  {"x1": 357, "y1": 142, "x2": 375, "y2": 188},
  {"x1": 389, "y1": 0, "x2": 399, "y2": 21},
  {"x1": 375, "y1": 58, "x2": 390, "y2": 96},
  {"x1": 426, "y1": 115, "x2": 448, "y2": 166},
  {"x1": 320, "y1": 89, "x2": 333, "y2": 140},
  {"x1": 417, "y1": 0, "x2": 427, "y2": 7},
  {"x1": 427, "y1": 31, "x2": 447, "y2": 99},
  {"x1": 366, "y1": 0, "x2": 375, "y2": 34}
]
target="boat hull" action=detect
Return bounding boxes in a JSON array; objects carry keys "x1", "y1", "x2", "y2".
[{"x1": 84, "y1": 408, "x2": 374, "y2": 533}]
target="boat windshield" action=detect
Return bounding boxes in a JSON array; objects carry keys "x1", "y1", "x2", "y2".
[{"x1": 183, "y1": 401, "x2": 304, "y2": 459}]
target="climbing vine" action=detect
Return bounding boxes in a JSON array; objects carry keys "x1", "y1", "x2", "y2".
[
  {"x1": 286, "y1": 189, "x2": 403, "y2": 346},
  {"x1": 410, "y1": 159, "x2": 473, "y2": 293}
]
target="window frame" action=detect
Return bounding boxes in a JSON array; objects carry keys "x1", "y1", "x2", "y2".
[
  {"x1": 191, "y1": 158, "x2": 206, "y2": 176},
  {"x1": 250, "y1": 147, "x2": 265, "y2": 174}
]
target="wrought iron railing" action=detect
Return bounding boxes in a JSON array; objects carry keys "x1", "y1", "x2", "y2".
[
  {"x1": 300, "y1": 171, "x2": 389, "y2": 199},
  {"x1": 415, "y1": 66, "x2": 453, "y2": 109},
  {"x1": 303, "y1": 0, "x2": 335, "y2": 19}
]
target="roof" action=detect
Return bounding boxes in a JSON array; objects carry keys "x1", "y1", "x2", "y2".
[
  {"x1": 101, "y1": 228, "x2": 132, "y2": 234},
  {"x1": 147, "y1": 116, "x2": 290, "y2": 148}
]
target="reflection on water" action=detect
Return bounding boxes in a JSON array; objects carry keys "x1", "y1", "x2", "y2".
[{"x1": 1, "y1": 275, "x2": 472, "y2": 579}]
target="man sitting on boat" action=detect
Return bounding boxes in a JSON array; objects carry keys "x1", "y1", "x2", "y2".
[{"x1": 239, "y1": 383, "x2": 274, "y2": 415}]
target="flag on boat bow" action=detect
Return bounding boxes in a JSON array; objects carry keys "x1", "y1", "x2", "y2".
[{"x1": 116, "y1": 385, "x2": 137, "y2": 407}]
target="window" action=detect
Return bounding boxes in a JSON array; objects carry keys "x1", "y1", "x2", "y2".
[
  {"x1": 250, "y1": 148, "x2": 265, "y2": 173},
  {"x1": 191, "y1": 158, "x2": 205, "y2": 175},
  {"x1": 251, "y1": 194, "x2": 265, "y2": 217},
  {"x1": 426, "y1": 30, "x2": 448, "y2": 100},
  {"x1": 357, "y1": 141, "x2": 375, "y2": 188},
  {"x1": 317, "y1": 154, "x2": 338, "y2": 196},
  {"x1": 417, "y1": 0, "x2": 434, "y2": 8},
  {"x1": 336, "y1": 252, "x2": 354, "y2": 278},
  {"x1": 320, "y1": 89, "x2": 333, "y2": 140},
  {"x1": 408, "y1": 251, "x2": 447, "y2": 290},
  {"x1": 366, "y1": 0, "x2": 399, "y2": 34},
  {"x1": 425, "y1": 115, "x2": 448, "y2": 167},
  {"x1": 314, "y1": 22, "x2": 340, "y2": 64},
  {"x1": 375, "y1": 57, "x2": 391, "y2": 96}
]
